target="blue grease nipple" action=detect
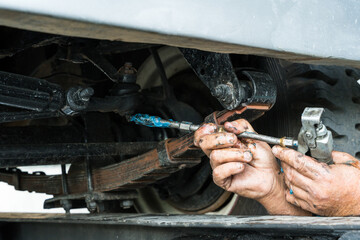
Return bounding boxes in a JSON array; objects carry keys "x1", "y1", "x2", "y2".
[{"x1": 130, "y1": 113, "x2": 174, "y2": 128}]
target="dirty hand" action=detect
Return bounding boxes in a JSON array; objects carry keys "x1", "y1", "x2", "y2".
[
  {"x1": 274, "y1": 146, "x2": 360, "y2": 216},
  {"x1": 194, "y1": 119, "x2": 309, "y2": 215}
]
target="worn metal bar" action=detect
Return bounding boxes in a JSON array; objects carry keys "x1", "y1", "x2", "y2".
[
  {"x1": 237, "y1": 132, "x2": 298, "y2": 147},
  {"x1": 0, "y1": 111, "x2": 61, "y2": 124},
  {"x1": 60, "y1": 165, "x2": 69, "y2": 195},
  {"x1": 149, "y1": 47, "x2": 171, "y2": 99},
  {"x1": 60, "y1": 164, "x2": 71, "y2": 213},
  {"x1": 0, "y1": 142, "x2": 158, "y2": 167},
  {"x1": 84, "y1": 157, "x2": 93, "y2": 192},
  {"x1": 0, "y1": 213, "x2": 360, "y2": 239},
  {"x1": 0, "y1": 71, "x2": 64, "y2": 112},
  {"x1": 180, "y1": 48, "x2": 247, "y2": 110}
]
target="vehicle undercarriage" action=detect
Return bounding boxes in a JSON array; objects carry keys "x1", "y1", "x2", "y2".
[
  {"x1": 0, "y1": 1, "x2": 360, "y2": 237},
  {"x1": 0, "y1": 26, "x2": 359, "y2": 217}
]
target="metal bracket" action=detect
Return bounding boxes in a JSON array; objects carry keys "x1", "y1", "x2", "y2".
[
  {"x1": 180, "y1": 48, "x2": 276, "y2": 110},
  {"x1": 180, "y1": 48, "x2": 247, "y2": 110},
  {"x1": 44, "y1": 191, "x2": 138, "y2": 212},
  {"x1": 298, "y1": 107, "x2": 334, "y2": 164}
]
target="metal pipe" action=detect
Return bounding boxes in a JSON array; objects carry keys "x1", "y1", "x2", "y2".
[
  {"x1": 167, "y1": 122, "x2": 297, "y2": 147},
  {"x1": 237, "y1": 132, "x2": 298, "y2": 147}
]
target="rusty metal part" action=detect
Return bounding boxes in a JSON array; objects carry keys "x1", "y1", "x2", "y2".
[
  {"x1": 0, "y1": 105, "x2": 269, "y2": 196},
  {"x1": 0, "y1": 146, "x2": 200, "y2": 195}
]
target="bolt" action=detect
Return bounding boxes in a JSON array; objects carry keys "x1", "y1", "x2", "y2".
[
  {"x1": 316, "y1": 123, "x2": 324, "y2": 132},
  {"x1": 212, "y1": 85, "x2": 224, "y2": 98},
  {"x1": 79, "y1": 87, "x2": 94, "y2": 102},
  {"x1": 120, "y1": 200, "x2": 134, "y2": 209},
  {"x1": 213, "y1": 84, "x2": 234, "y2": 104},
  {"x1": 86, "y1": 200, "x2": 98, "y2": 213},
  {"x1": 305, "y1": 132, "x2": 313, "y2": 139},
  {"x1": 117, "y1": 62, "x2": 137, "y2": 83},
  {"x1": 122, "y1": 62, "x2": 136, "y2": 75},
  {"x1": 60, "y1": 199, "x2": 72, "y2": 214},
  {"x1": 124, "y1": 62, "x2": 133, "y2": 69}
]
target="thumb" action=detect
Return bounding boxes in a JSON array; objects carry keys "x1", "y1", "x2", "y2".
[{"x1": 332, "y1": 151, "x2": 358, "y2": 164}]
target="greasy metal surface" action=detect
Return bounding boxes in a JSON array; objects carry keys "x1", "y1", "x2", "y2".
[
  {"x1": 0, "y1": 71, "x2": 64, "y2": 112},
  {"x1": 241, "y1": 71, "x2": 276, "y2": 107},
  {"x1": 0, "y1": 145, "x2": 200, "y2": 195},
  {"x1": 0, "y1": 142, "x2": 158, "y2": 167},
  {"x1": 237, "y1": 132, "x2": 297, "y2": 148},
  {"x1": 0, "y1": 213, "x2": 358, "y2": 229},
  {"x1": 0, "y1": 70, "x2": 139, "y2": 122},
  {"x1": 0, "y1": 213, "x2": 360, "y2": 239},
  {"x1": 0, "y1": 71, "x2": 64, "y2": 122},
  {"x1": 44, "y1": 191, "x2": 138, "y2": 210},
  {"x1": 180, "y1": 49, "x2": 245, "y2": 110},
  {"x1": 0, "y1": 1, "x2": 360, "y2": 68}
]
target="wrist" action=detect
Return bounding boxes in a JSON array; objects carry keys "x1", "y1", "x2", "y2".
[{"x1": 257, "y1": 174, "x2": 311, "y2": 216}]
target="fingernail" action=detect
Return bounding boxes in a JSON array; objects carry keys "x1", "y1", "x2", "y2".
[
  {"x1": 238, "y1": 162, "x2": 243, "y2": 169},
  {"x1": 272, "y1": 146, "x2": 279, "y2": 155},
  {"x1": 244, "y1": 151, "x2": 252, "y2": 161}
]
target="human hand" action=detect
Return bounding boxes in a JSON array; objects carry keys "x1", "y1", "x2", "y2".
[
  {"x1": 273, "y1": 146, "x2": 360, "y2": 216},
  {"x1": 194, "y1": 119, "x2": 309, "y2": 215}
]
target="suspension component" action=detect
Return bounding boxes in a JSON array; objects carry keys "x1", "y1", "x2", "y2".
[
  {"x1": 0, "y1": 71, "x2": 64, "y2": 112},
  {"x1": 0, "y1": 105, "x2": 270, "y2": 195},
  {"x1": 180, "y1": 49, "x2": 276, "y2": 110},
  {"x1": 0, "y1": 68, "x2": 140, "y2": 122}
]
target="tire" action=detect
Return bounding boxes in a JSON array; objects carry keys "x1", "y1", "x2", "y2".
[{"x1": 254, "y1": 58, "x2": 360, "y2": 158}]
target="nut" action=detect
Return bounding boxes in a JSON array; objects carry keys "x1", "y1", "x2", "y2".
[{"x1": 305, "y1": 132, "x2": 313, "y2": 139}]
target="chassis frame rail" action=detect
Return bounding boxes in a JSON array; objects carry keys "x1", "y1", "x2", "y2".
[{"x1": 0, "y1": 213, "x2": 360, "y2": 239}]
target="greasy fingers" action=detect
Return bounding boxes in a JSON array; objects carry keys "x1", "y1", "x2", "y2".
[
  {"x1": 212, "y1": 162, "x2": 245, "y2": 191},
  {"x1": 194, "y1": 123, "x2": 217, "y2": 147},
  {"x1": 272, "y1": 145, "x2": 327, "y2": 179},
  {"x1": 285, "y1": 191, "x2": 312, "y2": 212},
  {"x1": 232, "y1": 141, "x2": 249, "y2": 150},
  {"x1": 283, "y1": 178, "x2": 310, "y2": 202},
  {"x1": 282, "y1": 162, "x2": 313, "y2": 189},
  {"x1": 224, "y1": 119, "x2": 255, "y2": 134},
  {"x1": 210, "y1": 148, "x2": 253, "y2": 168},
  {"x1": 198, "y1": 132, "x2": 237, "y2": 150}
]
